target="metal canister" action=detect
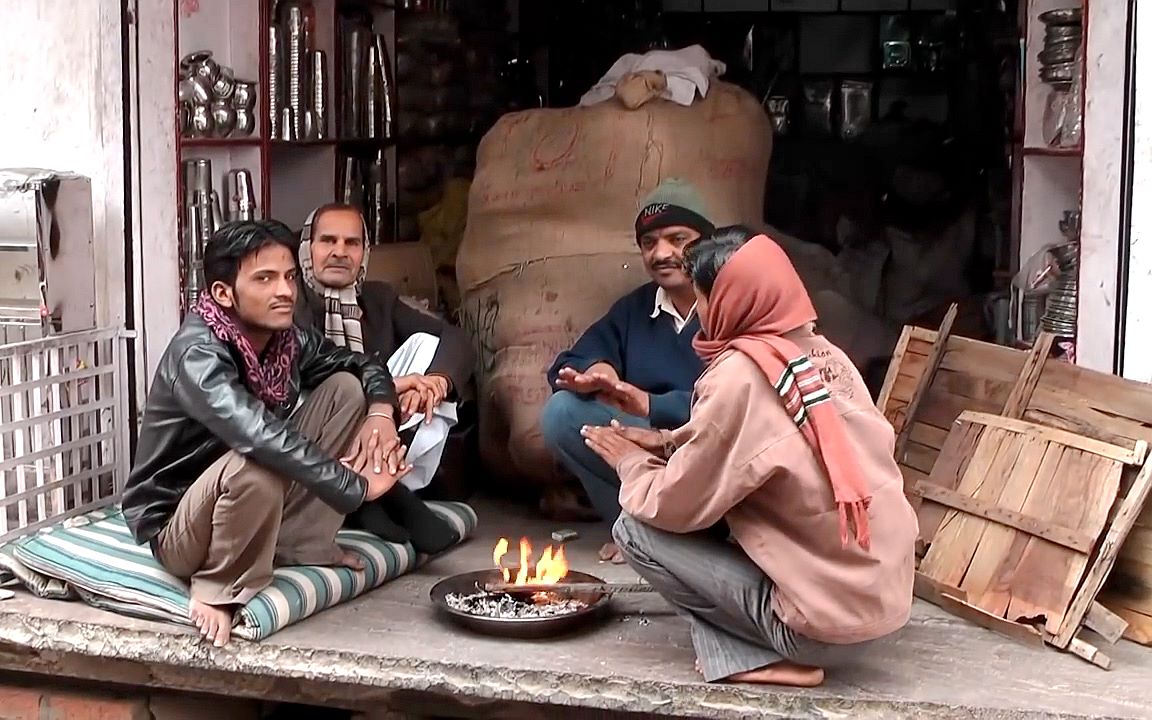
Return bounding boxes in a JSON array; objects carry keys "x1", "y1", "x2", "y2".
[
  {"x1": 310, "y1": 50, "x2": 328, "y2": 140},
  {"x1": 365, "y1": 43, "x2": 381, "y2": 139},
  {"x1": 344, "y1": 29, "x2": 368, "y2": 138},
  {"x1": 269, "y1": 26, "x2": 282, "y2": 138},
  {"x1": 285, "y1": 4, "x2": 306, "y2": 140},
  {"x1": 184, "y1": 203, "x2": 206, "y2": 308},
  {"x1": 370, "y1": 149, "x2": 388, "y2": 243},
  {"x1": 280, "y1": 107, "x2": 296, "y2": 141},
  {"x1": 182, "y1": 158, "x2": 212, "y2": 202},
  {"x1": 376, "y1": 34, "x2": 395, "y2": 139},
  {"x1": 224, "y1": 169, "x2": 258, "y2": 221}
]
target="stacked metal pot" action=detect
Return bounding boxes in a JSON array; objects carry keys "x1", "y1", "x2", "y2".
[
  {"x1": 269, "y1": 1, "x2": 331, "y2": 141},
  {"x1": 178, "y1": 52, "x2": 259, "y2": 139},
  {"x1": 1040, "y1": 210, "x2": 1081, "y2": 339},
  {"x1": 181, "y1": 159, "x2": 258, "y2": 307},
  {"x1": 1038, "y1": 7, "x2": 1082, "y2": 89}
]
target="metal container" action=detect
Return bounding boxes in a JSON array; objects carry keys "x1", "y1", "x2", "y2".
[
  {"x1": 183, "y1": 158, "x2": 212, "y2": 200},
  {"x1": 1041, "y1": 62, "x2": 1076, "y2": 85},
  {"x1": 367, "y1": 150, "x2": 388, "y2": 243},
  {"x1": 210, "y1": 99, "x2": 237, "y2": 137},
  {"x1": 344, "y1": 28, "x2": 369, "y2": 138},
  {"x1": 269, "y1": 26, "x2": 283, "y2": 138},
  {"x1": 285, "y1": 4, "x2": 307, "y2": 141},
  {"x1": 1045, "y1": 25, "x2": 1083, "y2": 42},
  {"x1": 179, "y1": 77, "x2": 211, "y2": 105},
  {"x1": 1040, "y1": 7, "x2": 1083, "y2": 25},
  {"x1": 376, "y1": 34, "x2": 395, "y2": 139},
  {"x1": 279, "y1": 106, "x2": 296, "y2": 141},
  {"x1": 310, "y1": 50, "x2": 328, "y2": 141},
  {"x1": 224, "y1": 169, "x2": 258, "y2": 221},
  {"x1": 178, "y1": 103, "x2": 191, "y2": 136},
  {"x1": 189, "y1": 104, "x2": 214, "y2": 137},
  {"x1": 183, "y1": 200, "x2": 206, "y2": 307},
  {"x1": 181, "y1": 51, "x2": 219, "y2": 85},
  {"x1": 232, "y1": 79, "x2": 258, "y2": 111},
  {"x1": 211, "y1": 66, "x2": 236, "y2": 100},
  {"x1": 429, "y1": 570, "x2": 612, "y2": 640},
  {"x1": 365, "y1": 43, "x2": 382, "y2": 139},
  {"x1": 234, "y1": 109, "x2": 256, "y2": 137}
]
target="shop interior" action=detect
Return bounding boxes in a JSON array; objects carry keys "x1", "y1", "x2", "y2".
[{"x1": 173, "y1": 0, "x2": 1085, "y2": 382}]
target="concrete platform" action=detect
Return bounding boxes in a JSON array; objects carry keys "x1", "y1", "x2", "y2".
[{"x1": 0, "y1": 499, "x2": 1148, "y2": 719}]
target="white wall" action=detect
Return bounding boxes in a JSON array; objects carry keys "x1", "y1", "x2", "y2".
[{"x1": 0, "y1": 1, "x2": 128, "y2": 331}]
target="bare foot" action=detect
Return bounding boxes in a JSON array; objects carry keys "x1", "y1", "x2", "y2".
[
  {"x1": 188, "y1": 598, "x2": 236, "y2": 648},
  {"x1": 597, "y1": 542, "x2": 627, "y2": 565},
  {"x1": 336, "y1": 550, "x2": 365, "y2": 571},
  {"x1": 727, "y1": 661, "x2": 825, "y2": 687}
]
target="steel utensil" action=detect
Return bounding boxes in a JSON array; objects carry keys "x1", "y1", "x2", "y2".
[
  {"x1": 430, "y1": 569, "x2": 613, "y2": 639},
  {"x1": 269, "y1": 26, "x2": 283, "y2": 138}
]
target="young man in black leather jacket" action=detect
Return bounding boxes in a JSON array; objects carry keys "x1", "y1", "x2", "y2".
[{"x1": 123, "y1": 220, "x2": 456, "y2": 647}]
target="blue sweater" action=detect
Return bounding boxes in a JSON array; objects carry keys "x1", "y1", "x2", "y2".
[{"x1": 546, "y1": 283, "x2": 704, "y2": 429}]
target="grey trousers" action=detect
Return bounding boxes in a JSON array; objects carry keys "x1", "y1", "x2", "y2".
[{"x1": 613, "y1": 513, "x2": 865, "y2": 682}]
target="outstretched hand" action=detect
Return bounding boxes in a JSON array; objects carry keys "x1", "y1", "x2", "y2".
[
  {"x1": 604, "y1": 420, "x2": 668, "y2": 455},
  {"x1": 595, "y1": 380, "x2": 651, "y2": 418},
  {"x1": 581, "y1": 423, "x2": 647, "y2": 468}
]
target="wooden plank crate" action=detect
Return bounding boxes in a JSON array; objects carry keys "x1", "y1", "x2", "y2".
[{"x1": 878, "y1": 317, "x2": 1152, "y2": 655}]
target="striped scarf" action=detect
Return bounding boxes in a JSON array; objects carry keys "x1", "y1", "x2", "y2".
[
  {"x1": 298, "y1": 207, "x2": 370, "y2": 353},
  {"x1": 693, "y1": 234, "x2": 872, "y2": 550}
]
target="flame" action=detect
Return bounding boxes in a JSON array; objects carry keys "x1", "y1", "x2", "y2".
[{"x1": 493, "y1": 536, "x2": 569, "y2": 586}]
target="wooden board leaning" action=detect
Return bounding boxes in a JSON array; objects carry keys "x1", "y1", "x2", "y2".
[{"x1": 878, "y1": 320, "x2": 1152, "y2": 661}]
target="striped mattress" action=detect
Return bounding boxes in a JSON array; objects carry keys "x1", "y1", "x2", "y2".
[{"x1": 0, "y1": 502, "x2": 477, "y2": 641}]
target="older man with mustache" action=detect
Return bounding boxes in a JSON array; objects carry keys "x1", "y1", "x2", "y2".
[
  {"x1": 296, "y1": 203, "x2": 474, "y2": 553},
  {"x1": 540, "y1": 178, "x2": 714, "y2": 563}
]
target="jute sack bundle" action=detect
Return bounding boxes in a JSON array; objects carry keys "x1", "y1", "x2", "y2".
[{"x1": 456, "y1": 82, "x2": 773, "y2": 490}]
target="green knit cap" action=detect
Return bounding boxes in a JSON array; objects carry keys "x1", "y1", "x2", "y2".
[{"x1": 635, "y1": 178, "x2": 716, "y2": 239}]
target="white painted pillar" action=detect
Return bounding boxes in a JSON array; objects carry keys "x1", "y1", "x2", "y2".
[
  {"x1": 1077, "y1": 0, "x2": 1130, "y2": 373},
  {"x1": 1119, "y1": 0, "x2": 1152, "y2": 382}
]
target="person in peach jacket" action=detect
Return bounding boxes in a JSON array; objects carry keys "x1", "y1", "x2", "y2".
[{"x1": 582, "y1": 226, "x2": 918, "y2": 687}]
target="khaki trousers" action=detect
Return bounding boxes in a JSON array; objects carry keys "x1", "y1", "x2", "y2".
[{"x1": 154, "y1": 372, "x2": 367, "y2": 606}]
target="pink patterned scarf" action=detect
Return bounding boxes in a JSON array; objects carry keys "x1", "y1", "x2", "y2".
[{"x1": 193, "y1": 295, "x2": 299, "y2": 407}]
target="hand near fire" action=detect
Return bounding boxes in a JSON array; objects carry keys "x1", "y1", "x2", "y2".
[
  {"x1": 556, "y1": 365, "x2": 650, "y2": 418},
  {"x1": 581, "y1": 422, "x2": 650, "y2": 468},
  {"x1": 555, "y1": 366, "x2": 615, "y2": 395}
]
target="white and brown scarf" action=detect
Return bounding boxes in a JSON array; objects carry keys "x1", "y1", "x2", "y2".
[{"x1": 298, "y1": 207, "x2": 371, "y2": 353}]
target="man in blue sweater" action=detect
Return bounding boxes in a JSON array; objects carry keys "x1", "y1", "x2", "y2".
[{"x1": 541, "y1": 178, "x2": 713, "y2": 562}]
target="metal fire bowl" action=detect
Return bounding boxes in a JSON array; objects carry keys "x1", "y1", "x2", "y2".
[{"x1": 430, "y1": 569, "x2": 612, "y2": 640}]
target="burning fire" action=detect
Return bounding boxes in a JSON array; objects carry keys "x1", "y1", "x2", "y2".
[{"x1": 493, "y1": 537, "x2": 569, "y2": 585}]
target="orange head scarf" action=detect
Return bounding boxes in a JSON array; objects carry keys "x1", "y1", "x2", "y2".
[{"x1": 693, "y1": 234, "x2": 872, "y2": 550}]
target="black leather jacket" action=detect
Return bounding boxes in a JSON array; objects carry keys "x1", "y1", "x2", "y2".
[{"x1": 122, "y1": 314, "x2": 397, "y2": 545}]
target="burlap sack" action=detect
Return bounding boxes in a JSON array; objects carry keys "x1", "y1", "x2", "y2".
[{"x1": 456, "y1": 82, "x2": 774, "y2": 490}]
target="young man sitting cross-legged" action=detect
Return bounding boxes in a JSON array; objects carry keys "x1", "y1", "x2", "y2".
[{"x1": 123, "y1": 220, "x2": 454, "y2": 647}]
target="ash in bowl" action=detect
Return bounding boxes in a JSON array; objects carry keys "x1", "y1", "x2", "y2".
[{"x1": 445, "y1": 591, "x2": 589, "y2": 619}]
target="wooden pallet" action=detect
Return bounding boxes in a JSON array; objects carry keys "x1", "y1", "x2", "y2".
[
  {"x1": 911, "y1": 410, "x2": 1150, "y2": 668},
  {"x1": 878, "y1": 323, "x2": 1152, "y2": 645}
]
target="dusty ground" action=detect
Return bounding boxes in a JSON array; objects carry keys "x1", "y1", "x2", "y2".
[{"x1": 0, "y1": 499, "x2": 1148, "y2": 719}]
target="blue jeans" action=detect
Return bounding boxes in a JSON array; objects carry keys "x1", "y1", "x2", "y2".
[{"x1": 539, "y1": 390, "x2": 649, "y2": 523}]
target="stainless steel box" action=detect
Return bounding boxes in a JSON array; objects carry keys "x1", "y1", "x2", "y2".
[{"x1": 0, "y1": 170, "x2": 97, "y2": 342}]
